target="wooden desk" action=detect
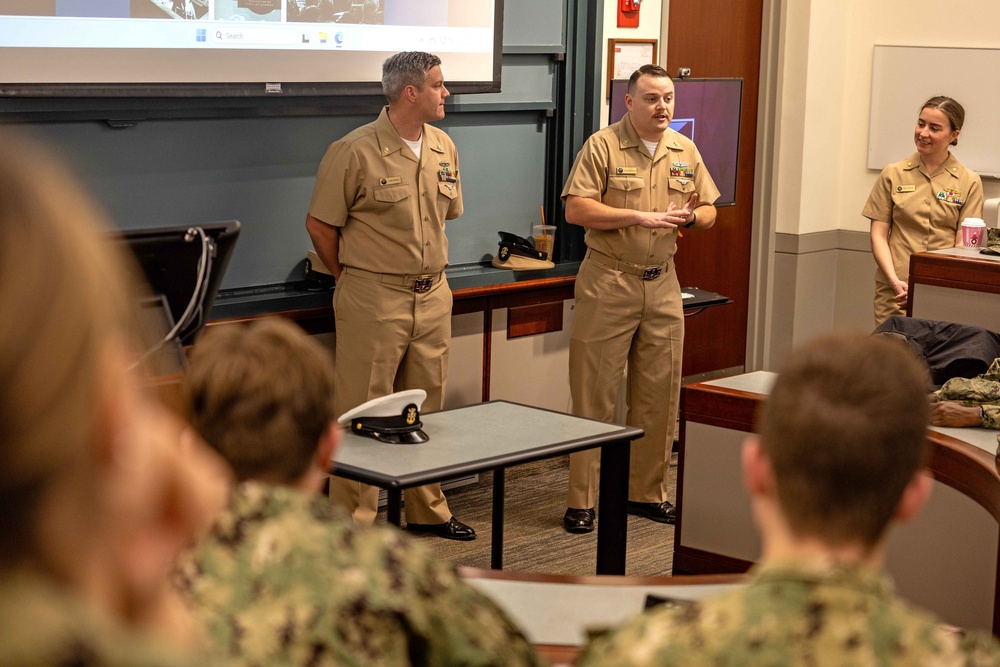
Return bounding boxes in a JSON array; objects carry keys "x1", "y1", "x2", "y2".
[
  {"x1": 331, "y1": 401, "x2": 643, "y2": 575},
  {"x1": 676, "y1": 372, "x2": 1000, "y2": 635},
  {"x1": 460, "y1": 567, "x2": 744, "y2": 666},
  {"x1": 908, "y1": 247, "x2": 1000, "y2": 331}
]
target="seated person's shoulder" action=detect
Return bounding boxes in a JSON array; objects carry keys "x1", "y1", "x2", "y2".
[
  {"x1": 1, "y1": 569, "x2": 211, "y2": 667},
  {"x1": 578, "y1": 597, "x2": 733, "y2": 666},
  {"x1": 956, "y1": 629, "x2": 1000, "y2": 665}
]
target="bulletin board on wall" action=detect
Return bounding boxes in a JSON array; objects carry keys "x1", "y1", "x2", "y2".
[{"x1": 868, "y1": 45, "x2": 1000, "y2": 178}]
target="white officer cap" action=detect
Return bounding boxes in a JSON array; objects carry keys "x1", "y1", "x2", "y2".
[{"x1": 338, "y1": 389, "x2": 429, "y2": 444}]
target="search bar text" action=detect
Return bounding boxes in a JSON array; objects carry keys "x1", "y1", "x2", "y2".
[{"x1": 211, "y1": 28, "x2": 297, "y2": 45}]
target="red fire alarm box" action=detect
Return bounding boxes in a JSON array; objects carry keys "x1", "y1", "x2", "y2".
[{"x1": 618, "y1": 0, "x2": 640, "y2": 28}]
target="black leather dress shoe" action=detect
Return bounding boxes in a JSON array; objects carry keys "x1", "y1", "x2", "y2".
[
  {"x1": 406, "y1": 516, "x2": 477, "y2": 541},
  {"x1": 563, "y1": 507, "x2": 595, "y2": 534},
  {"x1": 626, "y1": 500, "x2": 676, "y2": 524}
]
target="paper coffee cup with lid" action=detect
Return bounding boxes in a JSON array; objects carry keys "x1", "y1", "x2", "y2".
[{"x1": 962, "y1": 217, "x2": 986, "y2": 248}]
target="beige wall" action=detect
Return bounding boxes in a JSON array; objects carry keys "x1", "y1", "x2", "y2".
[
  {"x1": 773, "y1": 0, "x2": 1000, "y2": 237},
  {"x1": 759, "y1": 0, "x2": 1000, "y2": 367},
  {"x1": 597, "y1": 0, "x2": 663, "y2": 128}
]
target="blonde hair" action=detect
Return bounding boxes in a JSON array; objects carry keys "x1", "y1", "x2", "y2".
[
  {"x1": 0, "y1": 131, "x2": 139, "y2": 559},
  {"x1": 184, "y1": 318, "x2": 336, "y2": 483}
]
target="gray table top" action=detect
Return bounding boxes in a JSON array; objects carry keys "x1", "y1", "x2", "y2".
[
  {"x1": 331, "y1": 400, "x2": 642, "y2": 488},
  {"x1": 465, "y1": 576, "x2": 742, "y2": 647}
]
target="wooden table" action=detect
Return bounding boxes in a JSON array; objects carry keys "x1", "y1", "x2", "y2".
[{"x1": 908, "y1": 247, "x2": 1000, "y2": 331}]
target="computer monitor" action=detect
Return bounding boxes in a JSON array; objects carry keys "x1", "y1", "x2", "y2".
[
  {"x1": 609, "y1": 78, "x2": 742, "y2": 206},
  {"x1": 114, "y1": 220, "x2": 240, "y2": 347}
]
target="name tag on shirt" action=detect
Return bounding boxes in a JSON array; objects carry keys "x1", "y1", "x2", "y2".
[
  {"x1": 615, "y1": 167, "x2": 638, "y2": 175},
  {"x1": 895, "y1": 185, "x2": 915, "y2": 193},
  {"x1": 379, "y1": 176, "x2": 402, "y2": 186}
]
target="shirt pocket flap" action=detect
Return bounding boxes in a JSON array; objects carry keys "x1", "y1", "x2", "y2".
[
  {"x1": 437, "y1": 182, "x2": 458, "y2": 199},
  {"x1": 668, "y1": 177, "x2": 695, "y2": 194},
  {"x1": 373, "y1": 184, "x2": 411, "y2": 203},
  {"x1": 607, "y1": 175, "x2": 645, "y2": 192}
]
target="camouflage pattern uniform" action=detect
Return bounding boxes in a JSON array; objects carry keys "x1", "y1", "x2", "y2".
[
  {"x1": 578, "y1": 559, "x2": 1000, "y2": 666},
  {"x1": 936, "y1": 358, "x2": 1000, "y2": 429},
  {"x1": 0, "y1": 567, "x2": 199, "y2": 666},
  {"x1": 174, "y1": 481, "x2": 542, "y2": 667}
]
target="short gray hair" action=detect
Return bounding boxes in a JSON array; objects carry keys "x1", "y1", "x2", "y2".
[{"x1": 381, "y1": 51, "x2": 442, "y2": 103}]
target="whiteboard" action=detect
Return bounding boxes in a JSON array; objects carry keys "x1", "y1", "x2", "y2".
[{"x1": 868, "y1": 45, "x2": 1000, "y2": 178}]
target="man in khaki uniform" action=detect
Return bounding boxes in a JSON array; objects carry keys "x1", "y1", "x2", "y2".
[
  {"x1": 305, "y1": 52, "x2": 475, "y2": 540},
  {"x1": 561, "y1": 64, "x2": 720, "y2": 533}
]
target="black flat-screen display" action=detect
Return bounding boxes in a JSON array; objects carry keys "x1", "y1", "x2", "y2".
[
  {"x1": 609, "y1": 78, "x2": 742, "y2": 206},
  {"x1": 115, "y1": 220, "x2": 240, "y2": 346},
  {"x1": 0, "y1": 0, "x2": 502, "y2": 118}
]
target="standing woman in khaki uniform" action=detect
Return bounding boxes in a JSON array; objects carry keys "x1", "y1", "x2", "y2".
[{"x1": 863, "y1": 96, "x2": 983, "y2": 325}]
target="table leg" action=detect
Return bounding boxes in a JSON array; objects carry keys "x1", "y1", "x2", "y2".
[
  {"x1": 596, "y1": 437, "x2": 631, "y2": 574},
  {"x1": 491, "y1": 468, "x2": 506, "y2": 569},
  {"x1": 387, "y1": 488, "x2": 402, "y2": 527}
]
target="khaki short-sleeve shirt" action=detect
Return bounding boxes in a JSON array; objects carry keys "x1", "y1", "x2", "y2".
[
  {"x1": 862, "y1": 151, "x2": 983, "y2": 283},
  {"x1": 308, "y1": 107, "x2": 463, "y2": 275},
  {"x1": 561, "y1": 115, "x2": 720, "y2": 266}
]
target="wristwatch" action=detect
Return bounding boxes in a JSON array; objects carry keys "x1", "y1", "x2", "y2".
[{"x1": 684, "y1": 210, "x2": 698, "y2": 229}]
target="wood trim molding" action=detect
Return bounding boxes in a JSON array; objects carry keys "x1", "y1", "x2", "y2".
[
  {"x1": 680, "y1": 384, "x2": 763, "y2": 429},
  {"x1": 926, "y1": 430, "x2": 1000, "y2": 523},
  {"x1": 909, "y1": 252, "x2": 1000, "y2": 292},
  {"x1": 672, "y1": 546, "x2": 753, "y2": 576},
  {"x1": 507, "y1": 301, "x2": 564, "y2": 339}
]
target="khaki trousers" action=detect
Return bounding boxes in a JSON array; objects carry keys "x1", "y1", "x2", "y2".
[
  {"x1": 566, "y1": 256, "x2": 684, "y2": 509},
  {"x1": 328, "y1": 269, "x2": 452, "y2": 525},
  {"x1": 874, "y1": 279, "x2": 905, "y2": 327}
]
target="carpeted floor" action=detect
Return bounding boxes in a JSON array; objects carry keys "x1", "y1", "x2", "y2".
[{"x1": 377, "y1": 454, "x2": 678, "y2": 576}]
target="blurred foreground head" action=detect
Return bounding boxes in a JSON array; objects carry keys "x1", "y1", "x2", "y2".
[{"x1": 0, "y1": 131, "x2": 225, "y2": 633}]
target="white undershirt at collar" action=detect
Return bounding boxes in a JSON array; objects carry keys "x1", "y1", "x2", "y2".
[
  {"x1": 641, "y1": 139, "x2": 659, "y2": 158},
  {"x1": 402, "y1": 135, "x2": 423, "y2": 160}
]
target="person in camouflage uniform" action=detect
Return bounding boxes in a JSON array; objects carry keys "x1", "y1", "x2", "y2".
[
  {"x1": 175, "y1": 318, "x2": 542, "y2": 667},
  {"x1": 579, "y1": 333, "x2": 1000, "y2": 666},
  {"x1": 931, "y1": 358, "x2": 1000, "y2": 429}
]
